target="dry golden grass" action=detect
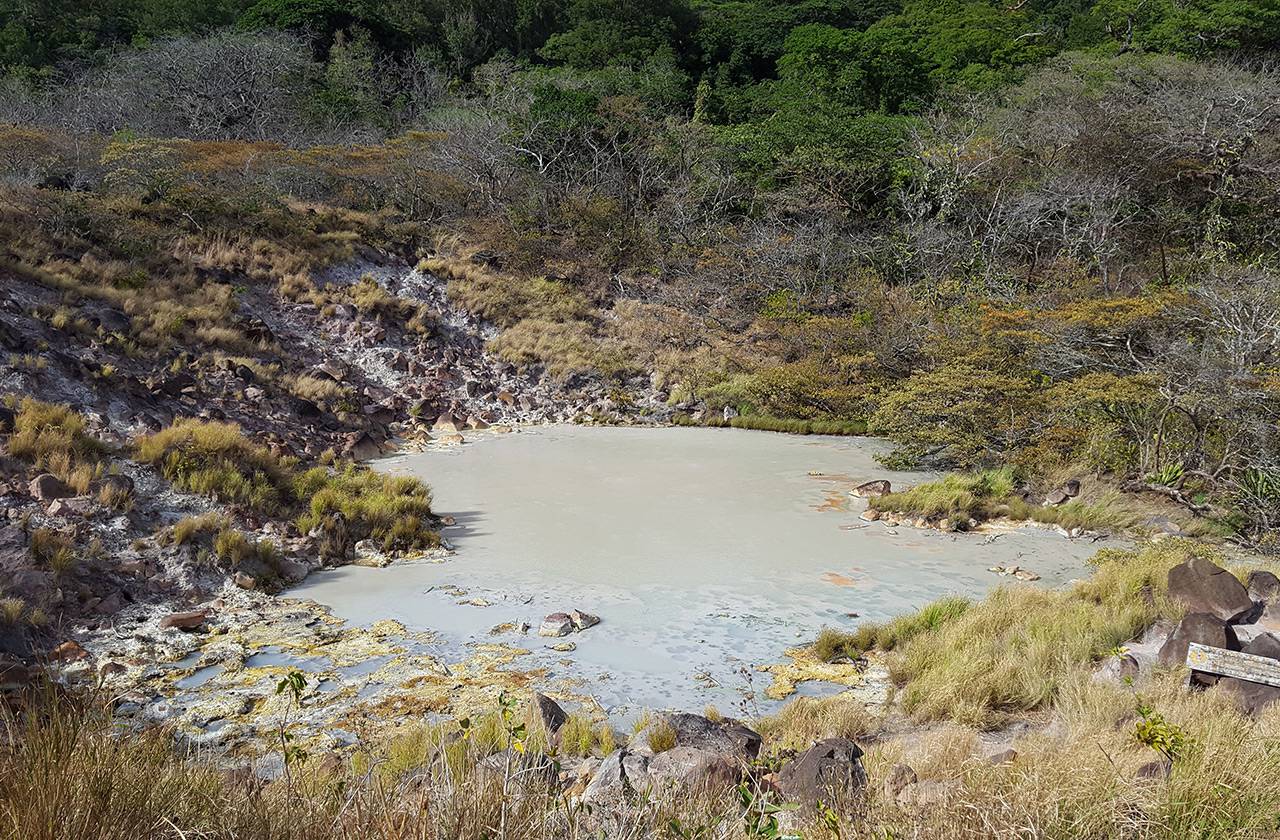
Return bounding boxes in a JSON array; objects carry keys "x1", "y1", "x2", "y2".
[
  {"x1": 7, "y1": 399, "x2": 106, "y2": 493},
  {"x1": 755, "y1": 692, "x2": 881, "y2": 753}
]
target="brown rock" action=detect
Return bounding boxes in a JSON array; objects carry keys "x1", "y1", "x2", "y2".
[
  {"x1": 1167, "y1": 557, "x2": 1256, "y2": 623},
  {"x1": 777, "y1": 738, "x2": 867, "y2": 807},
  {"x1": 533, "y1": 692, "x2": 568, "y2": 735},
  {"x1": 852, "y1": 480, "x2": 891, "y2": 498},
  {"x1": 1247, "y1": 571, "x2": 1280, "y2": 605},
  {"x1": 987, "y1": 748, "x2": 1018, "y2": 765},
  {"x1": 51, "y1": 640, "x2": 88, "y2": 661},
  {"x1": 159, "y1": 609, "x2": 210, "y2": 631},
  {"x1": 29, "y1": 474, "x2": 72, "y2": 501},
  {"x1": 884, "y1": 763, "x2": 917, "y2": 799},
  {"x1": 1158, "y1": 613, "x2": 1239, "y2": 682}
]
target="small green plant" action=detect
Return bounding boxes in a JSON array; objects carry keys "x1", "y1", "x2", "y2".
[
  {"x1": 1133, "y1": 698, "x2": 1190, "y2": 764},
  {"x1": 274, "y1": 670, "x2": 309, "y2": 784},
  {"x1": 737, "y1": 782, "x2": 795, "y2": 839},
  {"x1": 647, "y1": 717, "x2": 677, "y2": 753},
  {"x1": 1145, "y1": 462, "x2": 1185, "y2": 487}
]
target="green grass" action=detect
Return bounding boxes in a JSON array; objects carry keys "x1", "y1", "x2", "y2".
[
  {"x1": 134, "y1": 419, "x2": 296, "y2": 514},
  {"x1": 294, "y1": 464, "x2": 438, "y2": 553},
  {"x1": 671, "y1": 412, "x2": 867, "y2": 436},
  {"x1": 813, "y1": 596, "x2": 972, "y2": 662},
  {"x1": 871, "y1": 469, "x2": 1017, "y2": 525}
]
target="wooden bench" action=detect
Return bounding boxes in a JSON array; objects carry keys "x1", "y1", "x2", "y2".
[{"x1": 1186, "y1": 642, "x2": 1280, "y2": 687}]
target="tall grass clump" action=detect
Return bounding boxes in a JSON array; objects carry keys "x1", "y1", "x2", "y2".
[
  {"x1": 755, "y1": 693, "x2": 880, "y2": 753},
  {"x1": 871, "y1": 468, "x2": 1016, "y2": 524},
  {"x1": 134, "y1": 419, "x2": 295, "y2": 513},
  {"x1": 671, "y1": 412, "x2": 867, "y2": 436},
  {"x1": 7, "y1": 398, "x2": 107, "y2": 493},
  {"x1": 294, "y1": 464, "x2": 439, "y2": 553},
  {"x1": 814, "y1": 596, "x2": 973, "y2": 663}
]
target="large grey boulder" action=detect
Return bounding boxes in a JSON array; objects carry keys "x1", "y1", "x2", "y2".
[
  {"x1": 1218, "y1": 633, "x2": 1280, "y2": 716},
  {"x1": 581, "y1": 750, "x2": 650, "y2": 804},
  {"x1": 777, "y1": 738, "x2": 867, "y2": 807},
  {"x1": 1167, "y1": 557, "x2": 1256, "y2": 623}
]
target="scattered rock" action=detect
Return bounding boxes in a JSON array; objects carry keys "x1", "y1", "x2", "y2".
[
  {"x1": 1043, "y1": 489, "x2": 1070, "y2": 506},
  {"x1": 159, "y1": 609, "x2": 210, "y2": 631},
  {"x1": 851, "y1": 480, "x2": 891, "y2": 498},
  {"x1": 342, "y1": 431, "x2": 382, "y2": 461},
  {"x1": 549, "y1": 642, "x2": 576, "y2": 652},
  {"x1": 0, "y1": 406, "x2": 14, "y2": 432},
  {"x1": 232, "y1": 572, "x2": 256, "y2": 590},
  {"x1": 1062, "y1": 479, "x2": 1081, "y2": 497},
  {"x1": 437, "y1": 433, "x2": 465, "y2": 445},
  {"x1": 29, "y1": 473, "x2": 72, "y2": 501},
  {"x1": 1167, "y1": 557, "x2": 1256, "y2": 623},
  {"x1": 859, "y1": 509, "x2": 881, "y2": 522},
  {"x1": 51, "y1": 640, "x2": 89, "y2": 661},
  {"x1": 539, "y1": 613, "x2": 574, "y2": 637},
  {"x1": 433, "y1": 413, "x2": 463, "y2": 433},
  {"x1": 777, "y1": 738, "x2": 867, "y2": 807}
]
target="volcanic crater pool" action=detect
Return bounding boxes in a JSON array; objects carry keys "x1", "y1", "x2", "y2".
[{"x1": 291, "y1": 425, "x2": 1104, "y2": 715}]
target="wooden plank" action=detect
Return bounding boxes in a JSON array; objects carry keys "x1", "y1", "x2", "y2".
[{"x1": 1186, "y1": 642, "x2": 1280, "y2": 688}]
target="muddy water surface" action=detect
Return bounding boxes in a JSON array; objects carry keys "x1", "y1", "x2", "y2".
[{"x1": 292, "y1": 426, "x2": 1104, "y2": 716}]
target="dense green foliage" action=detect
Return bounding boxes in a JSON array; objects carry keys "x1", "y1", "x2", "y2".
[{"x1": 2, "y1": 0, "x2": 1277, "y2": 541}]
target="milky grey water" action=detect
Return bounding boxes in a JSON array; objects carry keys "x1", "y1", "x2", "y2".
[{"x1": 290, "y1": 426, "x2": 1104, "y2": 715}]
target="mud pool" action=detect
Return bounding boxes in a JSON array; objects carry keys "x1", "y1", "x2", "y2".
[{"x1": 292, "y1": 426, "x2": 1106, "y2": 717}]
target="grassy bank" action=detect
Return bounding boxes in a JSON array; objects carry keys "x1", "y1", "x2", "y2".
[
  {"x1": 671, "y1": 411, "x2": 867, "y2": 436},
  {"x1": 869, "y1": 468, "x2": 1223, "y2": 537}
]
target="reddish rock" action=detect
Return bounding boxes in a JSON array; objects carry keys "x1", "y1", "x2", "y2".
[
  {"x1": 159, "y1": 609, "x2": 210, "y2": 631},
  {"x1": 51, "y1": 640, "x2": 88, "y2": 661}
]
